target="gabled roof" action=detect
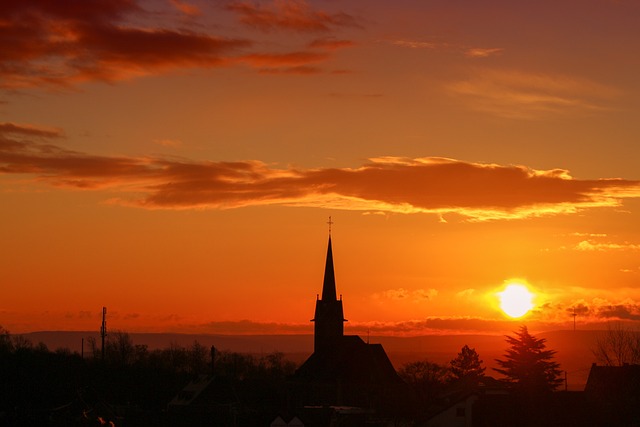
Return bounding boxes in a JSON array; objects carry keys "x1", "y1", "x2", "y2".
[
  {"x1": 585, "y1": 363, "x2": 640, "y2": 399},
  {"x1": 294, "y1": 335, "x2": 403, "y2": 385}
]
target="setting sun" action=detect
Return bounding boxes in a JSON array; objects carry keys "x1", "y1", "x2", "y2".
[{"x1": 498, "y1": 284, "x2": 535, "y2": 318}]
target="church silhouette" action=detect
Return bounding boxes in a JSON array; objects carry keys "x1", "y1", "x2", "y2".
[{"x1": 290, "y1": 234, "x2": 409, "y2": 412}]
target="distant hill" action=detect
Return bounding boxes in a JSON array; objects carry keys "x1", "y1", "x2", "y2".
[{"x1": 22, "y1": 329, "x2": 601, "y2": 390}]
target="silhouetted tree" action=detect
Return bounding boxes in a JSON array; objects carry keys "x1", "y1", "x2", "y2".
[
  {"x1": 34, "y1": 341, "x2": 49, "y2": 353},
  {"x1": 188, "y1": 340, "x2": 209, "y2": 375},
  {"x1": 12, "y1": 334, "x2": 32, "y2": 352},
  {"x1": 450, "y1": 344, "x2": 485, "y2": 384},
  {"x1": 593, "y1": 322, "x2": 640, "y2": 366},
  {"x1": 0, "y1": 325, "x2": 12, "y2": 354},
  {"x1": 165, "y1": 341, "x2": 188, "y2": 372},
  {"x1": 85, "y1": 336, "x2": 100, "y2": 360},
  {"x1": 134, "y1": 343, "x2": 149, "y2": 364},
  {"x1": 105, "y1": 330, "x2": 135, "y2": 365},
  {"x1": 494, "y1": 326, "x2": 562, "y2": 393},
  {"x1": 264, "y1": 352, "x2": 296, "y2": 376},
  {"x1": 398, "y1": 360, "x2": 448, "y2": 401}
]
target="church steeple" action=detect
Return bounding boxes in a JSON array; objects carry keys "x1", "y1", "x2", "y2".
[
  {"x1": 313, "y1": 226, "x2": 345, "y2": 353},
  {"x1": 321, "y1": 237, "x2": 337, "y2": 301}
]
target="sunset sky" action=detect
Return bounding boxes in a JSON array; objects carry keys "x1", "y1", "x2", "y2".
[{"x1": 2, "y1": 0, "x2": 640, "y2": 335}]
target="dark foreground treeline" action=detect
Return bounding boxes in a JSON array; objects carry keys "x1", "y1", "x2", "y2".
[
  {"x1": 0, "y1": 326, "x2": 296, "y2": 426},
  {"x1": 4, "y1": 324, "x2": 639, "y2": 426}
]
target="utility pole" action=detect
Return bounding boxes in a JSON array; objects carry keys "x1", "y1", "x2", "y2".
[{"x1": 100, "y1": 307, "x2": 107, "y2": 362}]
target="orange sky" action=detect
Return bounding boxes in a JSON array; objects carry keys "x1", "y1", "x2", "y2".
[{"x1": 1, "y1": 0, "x2": 639, "y2": 335}]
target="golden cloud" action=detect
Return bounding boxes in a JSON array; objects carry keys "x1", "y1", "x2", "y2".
[{"x1": 2, "y1": 124, "x2": 640, "y2": 221}]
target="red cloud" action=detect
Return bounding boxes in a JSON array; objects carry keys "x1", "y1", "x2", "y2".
[
  {"x1": 308, "y1": 38, "x2": 355, "y2": 50},
  {"x1": 0, "y1": 0, "x2": 247, "y2": 88},
  {"x1": 2, "y1": 125, "x2": 639, "y2": 220},
  {"x1": 257, "y1": 66, "x2": 323, "y2": 75},
  {"x1": 170, "y1": 0, "x2": 201, "y2": 17},
  {"x1": 225, "y1": 0, "x2": 360, "y2": 33},
  {"x1": 239, "y1": 51, "x2": 328, "y2": 67},
  {"x1": 0, "y1": 0, "x2": 359, "y2": 89}
]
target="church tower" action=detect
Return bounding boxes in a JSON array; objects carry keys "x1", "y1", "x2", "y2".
[{"x1": 312, "y1": 235, "x2": 346, "y2": 353}]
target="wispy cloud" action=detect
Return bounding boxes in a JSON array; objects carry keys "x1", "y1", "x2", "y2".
[
  {"x1": 238, "y1": 51, "x2": 329, "y2": 70},
  {"x1": 170, "y1": 0, "x2": 202, "y2": 17},
  {"x1": 574, "y1": 240, "x2": 640, "y2": 251},
  {"x1": 224, "y1": 0, "x2": 361, "y2": 33},
  {"x1": 0, "y1": 122, "x2": 65, "y2": 139},
  {"x1": 373, "y1": 288, "x2": 438, "y2": 302},
  {"x1": 465, "y1": 47, "x2": 503, "y2": 58},
  {"x1": 2, "y1": 124, "x2": 640, "y2": 221},
  {"x1": 571, "y1": 232, "x2": 608, "y2": 238},
  {"x1": 456, "y1": 289, "x2": 476, "y2": 298},
  {"x1": 153, "y1": 138, "x2": 183, "y2": 148},
  {"x1": 390, "y1": 38, "x2": 502, "y2": 59},
  {"x1": 391, "y1": 39, "x2": 441, "y2": 49},
  {"x1": 308, "y1": 38, "x2": 355, "y2": 50},
  {"x1": 557, "y1": 234, "x2": 640, "y2": 252},
  {"x1": 448, "y1": 69, "x2": 620, "y2": 119}
]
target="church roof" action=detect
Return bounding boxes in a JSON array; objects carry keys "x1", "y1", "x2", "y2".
[{"x1": 293, "y1": 335, "x2": 403, "y2": 385}]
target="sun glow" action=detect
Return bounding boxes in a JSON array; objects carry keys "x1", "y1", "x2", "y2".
[{"x1": 498, "y1": 283, "x2": 534, "y2": 318}]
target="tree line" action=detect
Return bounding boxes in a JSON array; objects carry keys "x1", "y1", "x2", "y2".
[
  {"x1": 0, "y1": 325, "x2": 297, "y2": 425},
  {"x1": 2, "y1": 322, "x2": 638, "y2": 425},
  {"x1": 398, "y1": 326, "x2": 563, "y2": 399}
]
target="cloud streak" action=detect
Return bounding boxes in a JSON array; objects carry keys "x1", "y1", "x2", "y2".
[
  {"x1": 224, "y1": 0, "x2": 361, "y2": 33},
  {"x1": 449, "y1": 69, "x2": 619, "y2": 119},
  {"x1": 2, "y1": 123, "x2": 639, "y2": 221},
  {"x1": 574, "y1": 240, "x2": 640, "y2": 251},
  {"x1": 373, "y1": 288, "x2": 438, "y2": 302}
]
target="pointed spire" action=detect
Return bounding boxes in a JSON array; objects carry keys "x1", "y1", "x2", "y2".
[{"x1": 321, "y1": 236, "x2": 337, "y2": 301}]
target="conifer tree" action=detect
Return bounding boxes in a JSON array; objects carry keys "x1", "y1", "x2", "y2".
[
  {"x1": 450, "y1": 345, "x2": 485, "y2": 383},
  {"x1": 494, "y1": 326, "x2": 563, "y2": 393}
]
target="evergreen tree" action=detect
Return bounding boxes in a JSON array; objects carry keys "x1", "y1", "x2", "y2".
[
  {"x1": 450, "y1": 345, "x2": 485, "y2": 383},
  {"x1": 494, "y1": 326, "x2": 563, "y2": 393}
]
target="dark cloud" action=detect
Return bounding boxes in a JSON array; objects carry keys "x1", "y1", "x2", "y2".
[
  {"x1": 0, "y1": 0, "x2": 362, "y2": 90},
  {"x1": 0, "y1": 122, "x2": 64, "y2": 138},
  {"x1": 559, "y1": 299, "x2": 640, "y2": 322},
  {"x1": 597, "y1": 304, "x2": 640, "y2": 321},
  {"x1": 0, "y1": 0, "x2": 250, "y2": 88},
  {"x1": 567, "y1": 303, "x2": 591, "y2": 316},
  {"x1": 2, "y1": 125, "x2": 639, "y2": 220}
]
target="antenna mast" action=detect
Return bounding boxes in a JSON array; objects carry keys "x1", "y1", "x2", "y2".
[{"x1": 100, "y1": 306, "x2": 107, "y2": 361}]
